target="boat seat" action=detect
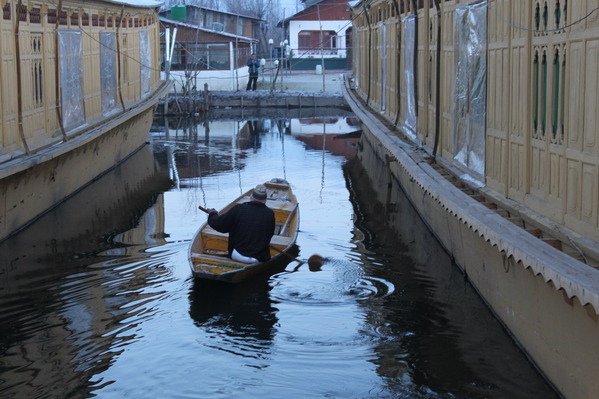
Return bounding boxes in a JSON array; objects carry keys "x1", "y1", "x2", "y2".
[
  {"x1": 201, "y1": 226, "x2": 229, "y2": 253},
  {"x1": 201, "y1": 227, "x2": 291, "y2": 253},
  {"x1": 265, "y1": 181, "x2": 290, "y2": 190},
  {"x1": 273, "y1": 202, "x2": 298, "y2": 225},
  {"x1": 202, "y1": 225, "x2": 227, "y2": 237},
  {"x1": 202, "y1": 211, "x2": 295, "y2": 240},
  {"x1": 277, "y1": 203, "x2": 298, "y2": 236},
  {"x1": 270, "y1": 234, "x2": 292, "y2": 249},
  {"x1": 204, "y1": 248, "x2": 228, "y2": 256},
  {"x1": 270, "y1": 200, "x2": 296, "y2": 212},
  {"x1": 191, "y1": 252, "x2": 247, "y2": 268},
  {"x1": 274, "y1": 223, "x2": 283, "y2": 235}
]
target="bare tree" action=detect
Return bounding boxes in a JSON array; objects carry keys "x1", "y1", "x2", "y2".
[{"x1": 224, "y1": 0, "x2": 287, "y2": 57}]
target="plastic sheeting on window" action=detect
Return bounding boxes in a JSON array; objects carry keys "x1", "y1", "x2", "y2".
[
  {"x1": 140, "y1": 30, "x2": 152, "y2": 97},
  {"x1": 452, "y1": 1, "x2": 487, "y2": 177},
  {"x1": 380, "y1": 23, "x2": 387, "y2": 112},
  {"x1": 58, "y1": 30, "x2": 84, "y2": 131},
  {"x1": 401, "y1": 15, "x2": 417, "y2": 139},
  {"x1": 100, "y1": 32, "x2": 118, "y2": 115}
]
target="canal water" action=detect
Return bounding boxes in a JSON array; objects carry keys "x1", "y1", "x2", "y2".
[{"x1": 0, "y1": 111, "x2": 557, "y2": 398}]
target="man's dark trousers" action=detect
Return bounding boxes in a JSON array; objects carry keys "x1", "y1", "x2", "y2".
[{"x1": 247, "y1": 75, "x2": 258, "y2": 90}]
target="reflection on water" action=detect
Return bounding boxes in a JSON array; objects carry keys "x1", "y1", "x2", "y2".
[
  {"x1": 189, "y1": 267, "x2": 287, "y2": 367},
  {"x1": 188, "y1": 246, "x2": 299, "y2": 364},
  {"x1": 344, "y1": 140, "x2": 558, "y2": 398},
  {"x1": 0, "y1": 112, "x2": 556, "y2": 398},
  {"x1": 0, "y1": 146, "x2": 174, "y2": 398}
]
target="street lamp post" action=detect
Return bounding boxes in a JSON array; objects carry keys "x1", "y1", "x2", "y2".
[
  {"x1": 279, "y1": 41, "x2": 284, "y2": 90},
  {"x1": 285, "y1": 43, "x2": 291, "y2": 75},
  {"x1": 271, "y1": 59, "x2": 279, "y2": 92},
  {"x1": 260, "y1": 57, "x2": 266, "y2": 83},
  {"x1": 268, "y1": 38, "x2": 273, "y2": 83},
  {"x1": 280, "y1": 39, "x2": 288, "y2": 91},
  {"x1": 283, "y1": 39, "x2": 288, "y2": 72}
]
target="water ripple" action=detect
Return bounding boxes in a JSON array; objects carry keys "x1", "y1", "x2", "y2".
[
  {"x1": 0, "y1": 244, "x2": 178, "y2": 399},
  {"x1": 270, "y1": 258, "x2": 395, "y2": 305}
]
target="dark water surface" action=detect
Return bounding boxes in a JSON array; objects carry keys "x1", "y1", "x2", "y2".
[{"x1": 0, "y1": 113, "x2": 556, "y2": 398}]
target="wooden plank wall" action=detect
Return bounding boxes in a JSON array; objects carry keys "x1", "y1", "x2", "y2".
[
  {"x1": 0, "y1": 1, "x2": 18, "y2": 158},
  {"x1": 561, "y1": 1, "x2": 599, "y2": 238},
  {"x1": 0, "y1": 0, "x2": 161, "y2": 160},
  {"x1": 487, "y1": 0, "x2": 599, "y2": 240},
  {"x1": 352, "y1": 0, "x2": 599, "y2": 242},
  {"x1": 439, "y1": 1, "x2": 455, "y2": 160}
]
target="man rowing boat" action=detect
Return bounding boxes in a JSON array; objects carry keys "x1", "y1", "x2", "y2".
[{"x1": 205, "y1": 185, "x2": 275, "y2": 263}]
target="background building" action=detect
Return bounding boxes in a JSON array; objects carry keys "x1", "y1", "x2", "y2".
[
  {"x1": 160, "y1": 5, "x2": 266, "y2": 90},
  {"x1": 279, "y1": 0, "x2": 352, "y2": 70},
  {"x1": 161, "y1": 5, "x2": 264, "y2": 41}
]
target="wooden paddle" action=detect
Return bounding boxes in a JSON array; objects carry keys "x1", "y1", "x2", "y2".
[
  {"x1": 197, "y1": 205, "x2": 325, "y2": 268},
  {"x1": 198, "y1": 205, "x2": 214, "y2": 214},
  {"x1": 269, "y1": 244, "x2": 306, "y2": 266}
]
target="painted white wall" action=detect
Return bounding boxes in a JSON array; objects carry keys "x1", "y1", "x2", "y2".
[
  {"x1": 161, "y1": 42, "x2": 259, "y2": 91},
  {"x1": 288, "y1": 20, "x2": 350, "y2": 59},
  {"x1": 161, "y1": 66, "x2": 249, "y2": 91}
]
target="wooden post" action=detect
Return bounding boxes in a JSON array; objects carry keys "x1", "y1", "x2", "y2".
[
  {"x1": 204, "y1": 82, "x2": 209, "y2": 111},
  {"x1": 54, "y1": 0, "x2": 67, "y2": 141},
  {"x1": 317, "y1": 4, "x2": 325, "y2": 92},
  {"x1": 432, "y1": 0, "x2": 442, "y2": 158},
  {"x1": 117, "y1": 5, "x2": 126, "y2": 112},
  {"x1": 14, "y1": 0, "x2": 30, "y2": 152},
  {"x1": 363, "y1": 1, "x2": 372, "y2": 104},
  {"x1": 235, "y1": 15, "x2": 239, "y2": 91}
]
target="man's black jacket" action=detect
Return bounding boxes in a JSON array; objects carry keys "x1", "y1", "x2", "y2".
[{"x1": 208, "y1": 201, "x2": 275, "y2": 262}]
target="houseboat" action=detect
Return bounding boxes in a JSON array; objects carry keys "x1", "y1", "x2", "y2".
[
  {"x1": 0, "y1": 0, "x2": 169, "y2": 242},
  {"x1": 347, "y1": 0, "x2": 599, "y2": 398}
]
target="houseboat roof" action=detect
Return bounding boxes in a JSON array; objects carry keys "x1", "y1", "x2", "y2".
[
  {"x1": 161, "y1": 4, "x2": 265, "y2": 22},
  {"x1": 198, "y1": 5, "x2": 266, "y2": 22},
  {"x1": 159, "y1": 17, "x2": 258, "y2": 42},
  {"x1": 105, "y1": 0, "x2": 162, "y2": 8},
  {"x1": 278, "y1": 0, "x2": 350, "y2": 27}
]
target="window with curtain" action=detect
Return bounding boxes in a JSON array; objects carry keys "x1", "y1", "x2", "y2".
[{"x1": 297, "y1": 30, "x2": 337, "y2": 51}]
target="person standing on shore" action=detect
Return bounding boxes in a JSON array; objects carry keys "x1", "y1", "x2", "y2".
[{"x1": 246, "y1": 54, "x2": 260, "y2": 91}]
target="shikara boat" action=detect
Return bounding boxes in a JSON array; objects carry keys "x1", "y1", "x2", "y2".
[{"x1": 189, "y1": 178, "x2": 299, "y2": 283}]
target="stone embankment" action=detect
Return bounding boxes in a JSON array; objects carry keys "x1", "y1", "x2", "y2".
[{"x1": 158, "y1": 71, "x2": 350, "y2": 115}]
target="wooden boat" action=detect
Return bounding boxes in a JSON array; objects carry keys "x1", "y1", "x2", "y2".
[{"x1": 189, "y1": 178, "x2": 299, "y2": 283}]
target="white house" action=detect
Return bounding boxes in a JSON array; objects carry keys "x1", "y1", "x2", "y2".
[{"x1": 279, "y1": 0, "x2": 352, "y2": 70}]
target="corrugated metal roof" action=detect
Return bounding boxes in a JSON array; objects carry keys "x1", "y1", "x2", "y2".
[
  {"x1": 278, "y1": 0, "x2": 351, "y2": 26},
  {"x1": 192, "y1": 5, "x2": 266, "y2": 22},
  {"x1": 159, "y1": 17, "x2": 257, "y2": 42},
  {"x1": 103, "y1": 0, "x2": 162, "y2": 8}
]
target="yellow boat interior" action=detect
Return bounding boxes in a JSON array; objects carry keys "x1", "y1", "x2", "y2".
[{"x1": 190, "y1": 180, "x2": 299, "y2": 276}]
